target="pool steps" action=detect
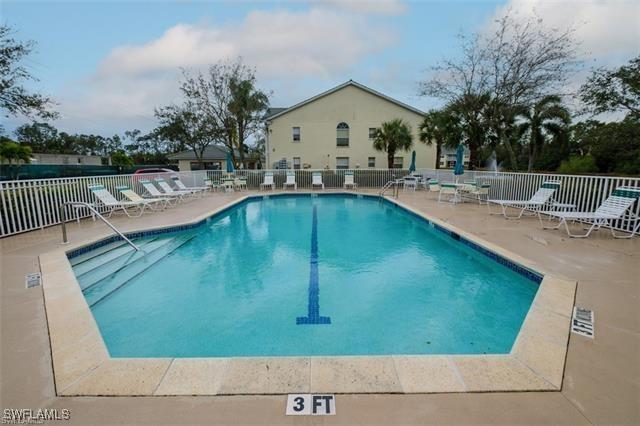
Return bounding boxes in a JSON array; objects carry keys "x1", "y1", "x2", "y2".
[
  {"x1": 73, "y1": 233, "x2": 197, "y2": 307},
  {"x1": 68, "y1": 240, "x2": 128, "y2": 266},
  {"x1": 73, "y1": 237, "x2": 161, "y2": 277},
  {"x1": 78, "y1": 237, "x2": 171, "y2": 289}
]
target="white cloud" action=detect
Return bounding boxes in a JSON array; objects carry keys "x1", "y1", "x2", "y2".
[
  {"x1": 49, "y1": 7, "x2": 397, "y2": 134},
  {"x1": 98, "y1": 8, "x2": 395, "y2": 79},
  {"x1": 309, "y1": 0, "x2": 407, "y2": 15},
  {"x1": 492, "y1": 0, "x2": 640, "y2": 60}
]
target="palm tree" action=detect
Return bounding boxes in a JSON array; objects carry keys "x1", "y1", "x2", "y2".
[
  {"x1": 418, "y1": 108, "x2": 460, "y2": 169},
  {"x1": 372, "y1": 119, "x2": 414, "y2": 169},
  {"x1": 517, "y1": 95, "x2": 571, "y2": 171}
]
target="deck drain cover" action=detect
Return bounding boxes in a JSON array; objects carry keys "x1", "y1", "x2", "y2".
[
  {"x1": 571, "y1": 306, "x2": 594, "y2": 339},
  {"x1": 25, "y1": 273, "x2": 42, "y2": 288}
]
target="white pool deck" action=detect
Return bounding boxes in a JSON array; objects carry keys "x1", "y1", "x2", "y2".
[{"x1": 1, "y1": 189, "x2": 638, "y2": 424}]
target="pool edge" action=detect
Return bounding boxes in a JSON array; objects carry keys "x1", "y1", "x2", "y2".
[{"x1": 40, "y1": 191, "x2": 575, "y2": 396}]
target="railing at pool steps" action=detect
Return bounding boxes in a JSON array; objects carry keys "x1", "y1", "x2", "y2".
[
  {"x1": 59, "y1": 202, "x2": 140, "y2": 251},
  {"x1": 379, "y1": 180, "x2": 400, "y2": 199}
]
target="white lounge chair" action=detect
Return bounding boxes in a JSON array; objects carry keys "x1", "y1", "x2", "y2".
[
  {"x1": 155, "y1": 178, "x2": 198, "y2": 199},
  {"x1": 260, "y1": 172, "x2": 275, "y2": 191},
  {"x1": 116, "y1": 186, "x2": 170, "y2": 210},
  {"x1": 139, "y1": 179, "x2": 182, "y2": 204},
  {"x1": 344, "y1": 172, "x2": 357, "y2": 189},
  {"x1": 488, "y1": 181, "x2": 561, "y2": 219},
  {"x1": 283, "y1": 171, "x2": 297, "y2": 191},
  {"x1": 88, "y1": 184, "x2": 148, "y2": 217},
  {"x1": 312, "y1": 172, "x2": 324, "y2": 190},
  {"x1": 171, "y1": 176, "x2": 208, "y2": 195},
  {"x1": 540, "y1": 186, "x2": 640, "y2": 238}
]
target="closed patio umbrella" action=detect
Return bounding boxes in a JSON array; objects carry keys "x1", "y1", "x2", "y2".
[
  {"x1": 454, "y1": 144, "x2": 464, "y2": 181},
  {"x1": 408, "y1": 150, "x2": 416, "y2": 174},
  {"x1": 226, "y1": 152, "x2": 234, "y2": 174}
]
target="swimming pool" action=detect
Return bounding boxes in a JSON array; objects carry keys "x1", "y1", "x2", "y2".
[{"x1": 69, "y1": 194, "x2": 540, "y2": 358}]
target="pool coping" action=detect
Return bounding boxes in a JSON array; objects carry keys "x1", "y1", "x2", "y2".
[{"x1": 39, "y1": 191, "x2": 576, "y2": 396}]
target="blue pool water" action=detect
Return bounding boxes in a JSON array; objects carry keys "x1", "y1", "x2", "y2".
[{"x1": 70, "y1": 195, "x2": 540, "y2": 357}]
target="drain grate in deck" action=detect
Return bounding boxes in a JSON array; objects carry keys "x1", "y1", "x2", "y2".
[
  {"x1": 571, "y1": 306, "x2": 594, "y2": 339},
  {"x1": 25, "y1": 273, "x2": 41, "y2": 288}
]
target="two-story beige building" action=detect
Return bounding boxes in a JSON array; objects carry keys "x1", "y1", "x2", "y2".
[{"x1": 264, "y1": 81, "x2": 436, "y2": 170}]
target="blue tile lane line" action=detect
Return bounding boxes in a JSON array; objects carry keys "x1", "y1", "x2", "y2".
[{"x1": 296, "y1": 205, "x2": 331, "y2": 325}]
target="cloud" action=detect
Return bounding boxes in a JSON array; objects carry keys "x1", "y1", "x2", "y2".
[
  {"x1": 492, "y1": 0, "x2": 640, "y2": 60},
  {"x1": 309, "y1": 0, "x2": 407, "y2": 15},
  {"x1": 98, "y1": 8, "x2": 395, "y2": 79},
  {"x1": 48, "y1": 7, "x2": 397, "y2": 134}
]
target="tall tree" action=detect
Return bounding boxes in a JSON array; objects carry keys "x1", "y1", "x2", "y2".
[
  {"x1": 579, "y1": 56, "x2": 640, "y2": 119},
  {"x1": 419, "y1": 11, "x2": 579, "y2": 170},
  {"x1": 372, "y1": 119, "x2": 414, "y2": 168},
  {"x1": 418, "y1": 108, "x2": 461, "y2": 169},
  {"x1": 0, "y1": 26, "x2": 58, "y2": 124},
  {"x1": 155, "y1": 101, "x2": 220, "y2": 168},
  {"x1": 179, "y1": 58, "x2": 269, "y2": 167},
  {"x1": 229, "y1": 74, "x2": 270, "y2": 168},
  {"x1": 516, "y1": 95, "x2": 571, "y2": 171}
]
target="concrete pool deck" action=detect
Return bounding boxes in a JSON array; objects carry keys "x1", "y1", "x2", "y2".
[{"x1": 1, "y1": 189, "x2": 638, "y2": 424}]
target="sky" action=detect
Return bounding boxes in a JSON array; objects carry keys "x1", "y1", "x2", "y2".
[{"x1": 2, "y1": 0, "x2": 639, "y2": 137}]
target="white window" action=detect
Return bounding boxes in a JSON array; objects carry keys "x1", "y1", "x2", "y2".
[
  {"x1": 293, "y1": 157, "x2": 301, "y2": 170},
  {"x1": 336, "y1": 122, "x2": 349, "y2": 147},
  {"x1": 393, "y1": 157, "x2": 403, "y2": 169},
  {"x1": 368, "y1": 128, "x2": 378, "y2": 139},
  {"x1": 336, "y1": 157, "x2": 349, "y2": 169},
  {"x1": 292, "y1": 127, "x2": 300, "y2": 142},
  {"x1": 368, "y1": 157, "x2": 376, "y2": 168}
]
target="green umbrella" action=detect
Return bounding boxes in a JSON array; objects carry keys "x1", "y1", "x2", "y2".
[
  {"x1": 226, "y1": 152, "x2": 234, "y2": 173},
  {"x1": 453, "y1": 144, "x2": 464, "y2": 178},
  {"x1": 408, "y1": 150, "x2": 416, "y2": 173}
]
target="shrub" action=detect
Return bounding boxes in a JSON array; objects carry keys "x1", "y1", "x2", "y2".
[{"x1": 557, "y1": 155, "x2": 599, "y2": 174}]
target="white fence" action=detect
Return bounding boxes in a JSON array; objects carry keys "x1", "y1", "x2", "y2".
[{"x1": 0, "y1": 168, "x2": 638, "y2": 237}]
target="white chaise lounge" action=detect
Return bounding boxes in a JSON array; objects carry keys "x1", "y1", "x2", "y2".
[
  {"x1": 283, "y1": 171, "x2": 297, "y2": 191},
  {"x1": 260, "y1": 172, "x2": 275, "y2": 191},
  {"x1": 88, "y1": 184, "x2": 149, "y2": 217},
  {"x1": 540, "y1": 186, "x2": 640, "y2": 238},
  {"x1": 312, "y1": 172, "x2": 324, "y2": 190},
  {"x1": 488, "y1": 181, "x2": 562, "y2": 219},
  {"x1": 343, "y1": 172, "x2": 357, "y2": 189}
]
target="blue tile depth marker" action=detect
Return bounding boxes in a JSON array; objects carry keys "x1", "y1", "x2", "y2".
[{"x1": 297, "y1": 205, "x2": 331, "y2": 325}]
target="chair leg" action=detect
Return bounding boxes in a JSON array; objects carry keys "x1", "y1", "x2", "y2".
[{"x1": 611, "y1": 219, "x2": 639, "y2": 239}]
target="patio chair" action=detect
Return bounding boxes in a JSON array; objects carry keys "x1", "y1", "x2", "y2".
[
  {"x1": 465, "y1": 182, "x2": 491, "y2": 205},
  {"x1": 260, "y1": 172, "x2": 275, "y2": 191},
  {"x1": 171, "y1": 176, "x2": 208, "y2": 195},
  {"x1": 539, "y1": 186, "x2": 640, "y2": 238},
  {"x1": 234, "y1": 177, "x2": 248, "y2": 191},
  {"x1": 88, "y1": 184, "x2": 147, "y2": 217},
  {"x1": 403, "y1": 176, "x2": 418, "y2": 191},
  {"x1": 139, "y1": 179, "x2": 184, "y2": 204},
  {"x1": 427, "y1": 180, "x2": 440, "y2": 198},
  {"x1": 155, "y1": 178, "x2": 198, "y2": 199},
  {"x1": 116, "y1": 185, "x2": 170, "y2": 210},
  {"x1": 204, "y1": 178, "x2": 220, "y2": 192},
  {"x1": 283, "y1": 171, "x2": 297, "y2": 191},
  {"x1": 438, "y1": 183, "x2": 458, "y2": 203},
  {"x1": 344, "y1": 172, "x2": 357, "y2": 189},
  {"x1": 312, "y1": 172, "x2": 324, "y2": 190},
  {"x1": 488, "y1": 181, "x2": 561, "y2": 219}
]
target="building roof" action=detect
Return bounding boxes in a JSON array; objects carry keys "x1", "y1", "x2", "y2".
[
  {"x1": 264, "y1": 107, "x2": 288, "y2": 119},
  {"x1": 167, "y1": 145, "x2": 229, "y2": 161},
  {"x1": 264, "y1": 80, "x2": 426, "y2": 121}
]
